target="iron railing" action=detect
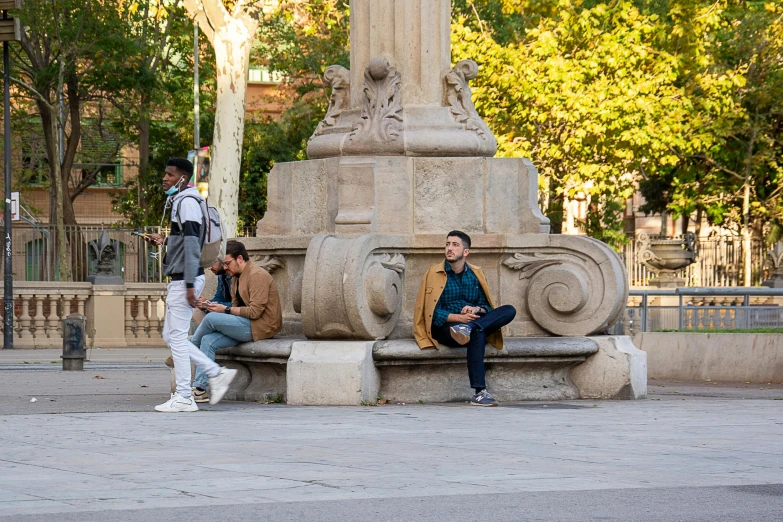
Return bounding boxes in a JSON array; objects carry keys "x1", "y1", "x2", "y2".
[
  {"x1": 3, "y1": 224, "x2": 256, "y2": 283},
  {"x1": 613, "y1": 288, "x2": 783, "y2": 334}
]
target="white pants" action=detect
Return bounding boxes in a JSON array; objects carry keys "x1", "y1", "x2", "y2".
[{"x1": 162, "y1": 277, "x2": 221, "y2": 398}]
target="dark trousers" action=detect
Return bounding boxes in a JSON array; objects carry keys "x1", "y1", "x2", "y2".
[{"x1": 431, "y1": 305, "x2": 517, "y2": 389}]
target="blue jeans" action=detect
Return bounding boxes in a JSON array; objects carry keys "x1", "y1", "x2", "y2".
[
  {"x1": 191, "y1": 312, "x2": 253, "y2": 389},
  {"x1": 431, "y1": 304, "x2": 517, "y2": 389}
]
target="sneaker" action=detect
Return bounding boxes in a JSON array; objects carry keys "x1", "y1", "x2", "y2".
[
  {"x1": 208, "y1": 367, "x2": 237, "y2": 405},
  {"x1": 450, "y1": 324, "x2": 473, "y2": 345},
  {"x1": 470, "y1": 389, "x2": 499, "y2": 407},
  {"x1": 155, "y1": 393, "x2": 198, "y2": 413},
  {"x1": 192, "y1": 387, "x2": 209, "y2": 403}
]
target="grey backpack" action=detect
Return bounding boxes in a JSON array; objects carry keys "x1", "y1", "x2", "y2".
[{"x1": 176, "y1": 195, "x2": 225, "y2": 268}]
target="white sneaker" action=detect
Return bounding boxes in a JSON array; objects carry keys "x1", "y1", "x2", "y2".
[
  {"x1": 208, "y1": 367, "x2": 237, "y2": 405},
  {"x1": 154, "y1": 393, "x2": 198, "y2": 413}
]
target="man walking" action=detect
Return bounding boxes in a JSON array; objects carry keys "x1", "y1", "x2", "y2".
[
  {"x1": 191, "y1": 240, "x2": 283, "y2": 403},
  {"x1": 144, "y1": 158, "x2": 236, "y2": 412},
  {"x1": 413, "y1": 231, "x2": 516, "y2": 406}
]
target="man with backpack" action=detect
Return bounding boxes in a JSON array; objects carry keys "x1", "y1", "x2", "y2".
[
  {"x1": 143, "y1": 157, "x2": 236, "y2": 412},
  {"x1": 190, "y1": 240, "x2": 283, "y2": 403}
]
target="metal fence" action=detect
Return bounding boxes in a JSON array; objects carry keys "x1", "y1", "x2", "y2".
[
  {"x1": 620, "y1": 235, "x2": 766, "y2": 287},
  {"x1": 4, "y1": 224, "x2": 256, "y2": 283},
  {"x1": 611, "y1": 288, "x2": 783, "y2": 335}
]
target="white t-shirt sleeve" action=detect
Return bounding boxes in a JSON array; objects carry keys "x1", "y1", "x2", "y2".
[{"x1": 174, "y1": 198, "x2": 203, "y2": 224}]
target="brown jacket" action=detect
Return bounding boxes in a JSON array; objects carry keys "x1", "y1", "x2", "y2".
[
  {"x1": 231, "y1": 261, "x2": 282, "y2": 341},
  {"x1": 413, "y1": 262, "x2": 503, "y2": 350}
]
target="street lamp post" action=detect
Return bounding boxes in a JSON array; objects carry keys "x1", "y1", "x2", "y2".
[{"x1": 1, "y1": 0, "x2": 22, "y2": 349}]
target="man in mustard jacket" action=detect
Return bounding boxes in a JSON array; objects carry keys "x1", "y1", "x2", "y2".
[
  {"x1": 413, "y1": 231, "x2": 516, "y2": 406},
  {"x1": 191, "y1": 240, "x2": 283, "y2": 403}
]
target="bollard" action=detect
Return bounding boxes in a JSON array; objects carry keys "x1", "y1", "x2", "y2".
[{"x1": 62, "y1": 313, "x2": 87, "y2": 371}]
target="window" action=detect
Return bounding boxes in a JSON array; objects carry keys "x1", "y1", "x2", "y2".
[
  {"x1": 248, "y1": 66, "x2": 283, "y2": 84},
  {"x1": 25, "y1": 239, "x2": 46, "y2": 281}
]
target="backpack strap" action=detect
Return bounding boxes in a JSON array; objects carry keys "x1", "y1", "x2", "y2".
[{"x1": 175, "y1": 195, "x2": 209, "y2": 248}]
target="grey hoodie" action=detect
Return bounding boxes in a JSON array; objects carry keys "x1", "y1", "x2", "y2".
[{"x1": 162, "y1": 187, "x2": 203, "y2": 288}]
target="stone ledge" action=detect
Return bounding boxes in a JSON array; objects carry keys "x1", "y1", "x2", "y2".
[{"x1": 373, "y1": 337, "x2": 598, "y2": 362}]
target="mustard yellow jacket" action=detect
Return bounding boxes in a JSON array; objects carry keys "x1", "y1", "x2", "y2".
[{"x1": 413, "y1": 262, "x2": 503, "y2": 350}]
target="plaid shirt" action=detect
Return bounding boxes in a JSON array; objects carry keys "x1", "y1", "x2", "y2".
[{"x1": 433, "y1": 261, "x2": 492, "y2": 326}]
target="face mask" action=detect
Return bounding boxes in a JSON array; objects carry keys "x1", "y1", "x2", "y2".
[{"x1": 165, "y1": 177, "x2": 184, "y2": 196}]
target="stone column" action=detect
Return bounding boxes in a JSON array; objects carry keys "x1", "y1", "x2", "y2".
[
  {"x1": 349, "y1": 0, "x2": 451, "y2": 108},
  {"x1": 307, "y1": 0, "x2": 498, "y2": 158}
]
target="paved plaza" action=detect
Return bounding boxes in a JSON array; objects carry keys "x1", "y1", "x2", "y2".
[{"x1": 0, "y1": 349, "x2": 781, "y2": 521}]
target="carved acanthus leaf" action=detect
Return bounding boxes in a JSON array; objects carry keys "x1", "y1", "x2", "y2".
[
  {"x1": 253, "y1": 255, "x2": 285, "y2": 274},
  {"x1": 379, "y1": 253, "x2": 406, "y2": 274},
  {"x1": 348, "y1": 57, "x2": 403, "y2": 142},
  {"x1": 502, "y1": 253, "x2": 562, "y2": 280},
  {"x1": 311, "y1": 65, "x2": 351, "y2": 139}
]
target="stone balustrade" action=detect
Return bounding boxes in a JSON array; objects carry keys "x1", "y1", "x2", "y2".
[{"x1": 1, "y1": 282, "x2": 168, "y2": 348}]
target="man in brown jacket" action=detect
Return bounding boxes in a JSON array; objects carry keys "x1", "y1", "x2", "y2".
[
  {"x1": 413, "y1": 231, "x2": 516, "y2": 406},
  {"x1": 191, "y1": 240, "x2": 283, "y2": 402}
]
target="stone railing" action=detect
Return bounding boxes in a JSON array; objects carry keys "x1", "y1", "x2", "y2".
[{"x1": 1, "y1": 282, "x2": 168, "y2": 348}]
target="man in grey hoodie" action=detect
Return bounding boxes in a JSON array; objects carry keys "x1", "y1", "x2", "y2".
[{"x1": 143, "y1": 158, "x2": 236, "y2": 412}]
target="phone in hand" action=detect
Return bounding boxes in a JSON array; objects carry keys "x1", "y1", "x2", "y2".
[{"x1": 200, "y1": 300, "x2": 214, "y2": 310}]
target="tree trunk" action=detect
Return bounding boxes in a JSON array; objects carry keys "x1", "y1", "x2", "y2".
[
  {"x1": 209, "y1": 28, "x2": 253, "y2": 238},
  {"x1": 681, "y1": 214, "x2": 689, "y2": 236},
  {"x1": 138, "y1": 112, "x2": 150, "y2": 213},
  {"x1": 695, "y1": 206, "x2": 703, "y2": 238},
  {"x1": 742, "y1": 182, "x2": 751, "y2": 286}
]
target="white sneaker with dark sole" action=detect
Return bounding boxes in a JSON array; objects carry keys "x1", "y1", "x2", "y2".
[
  {"x1": 208, "y1": 368, "x2": 238, "y2": 405},
  {"x1": 155, "y1": 393, "x2": 198, "y2": 412}
]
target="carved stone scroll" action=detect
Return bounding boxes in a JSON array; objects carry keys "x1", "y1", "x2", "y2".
[
  {"x1": 444, "y1": 60, "x2": 496, "y2": 147},
  {"x1": 301, "y1": 235, "x2": 407, "y2": 340},
  {"x1": 253, "y1": 255, "x2": 285, "y2": 274},
  {"x1": 504, "y1": 236, "x2": 628, "y2": 336},
  {"x1": 310, "y1": 65, "x2": 351, "y2": 139}
]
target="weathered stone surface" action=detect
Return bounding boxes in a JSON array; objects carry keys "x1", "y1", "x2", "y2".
[
  {"x1": 375, "y1": 337, "x2": 596, "y2": 403},
  {"x1": 301, "y1": 234, "x2": 408, "y2": 340},
  {"x1": 570, "y1": 336, "x2": 647, "y2": 399},
  {"x1": 413, "y1": 158, "x2": 485, "y2": 234},
  {"x1": 286, "y1": 341, "x2": 380, "y2": 405},
  {"x1": 634, "y1": 332, "x2": 783, "y2": 383},
  {"x1": 216, "y1": 338, "x2": 297, "y2": 402}
]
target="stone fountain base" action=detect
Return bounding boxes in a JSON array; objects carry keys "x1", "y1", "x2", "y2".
[
  {"x1": 215, "y1": 336, "x2": 647, "y2": 404},
  {"x1": 234, "y1": 155, "x2": 643, "y2": 404}
]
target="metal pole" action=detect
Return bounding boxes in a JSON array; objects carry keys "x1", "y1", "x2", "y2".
[
  {"x1": 642, "y1": 292, "x2": 648, "y2": 333},
  {"x1": 3, "y1": 28, "x2": 13, "y2": 349},
  {"x1": 678, "y1": 294, "x2": 683, "y2": 331},
  {"x1": 744, "y1": 293, "x2": 750, "y2": 330},
  {"x1": 193, "y1": 22, "x2": 199, "y2": 150}
]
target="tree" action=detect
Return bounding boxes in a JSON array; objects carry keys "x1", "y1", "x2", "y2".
[
  {"x1": 13, "y1": 0, "x2": 130, "y2": 279},
  {"x1": 453, "y1": 1, "x2": 686, "y2": 245},
  {"x1": 639, "y1": 1, "x2": 783, "y2": 284},
  {"x1": 182, "y1": 0, "x2": 264, "y2": 237}
]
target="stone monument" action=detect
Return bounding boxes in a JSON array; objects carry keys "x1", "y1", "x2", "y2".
[
  {"x1": 86, "y1": 231, "x2": 127, "y2": 348},
  {"x1": 762, "y1": 241, "x2": 783, "y2": 288},
  {"x1": 636, "y1": 232, "x2": 697, "y2": 288},
  {"x1": 234, "y1": 0, "x2": 645, "y2": 404}
]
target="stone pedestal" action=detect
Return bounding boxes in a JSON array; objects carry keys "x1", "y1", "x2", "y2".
[
  {"x1": 235, "y1": 0, "x2": 642, "y2": 403},
  {"x1": 86, "y1": 286, "x2": 127, "y2": 348},
  {"x1": 287, "y1": 341, "x2": 379, "y2": 405}
]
